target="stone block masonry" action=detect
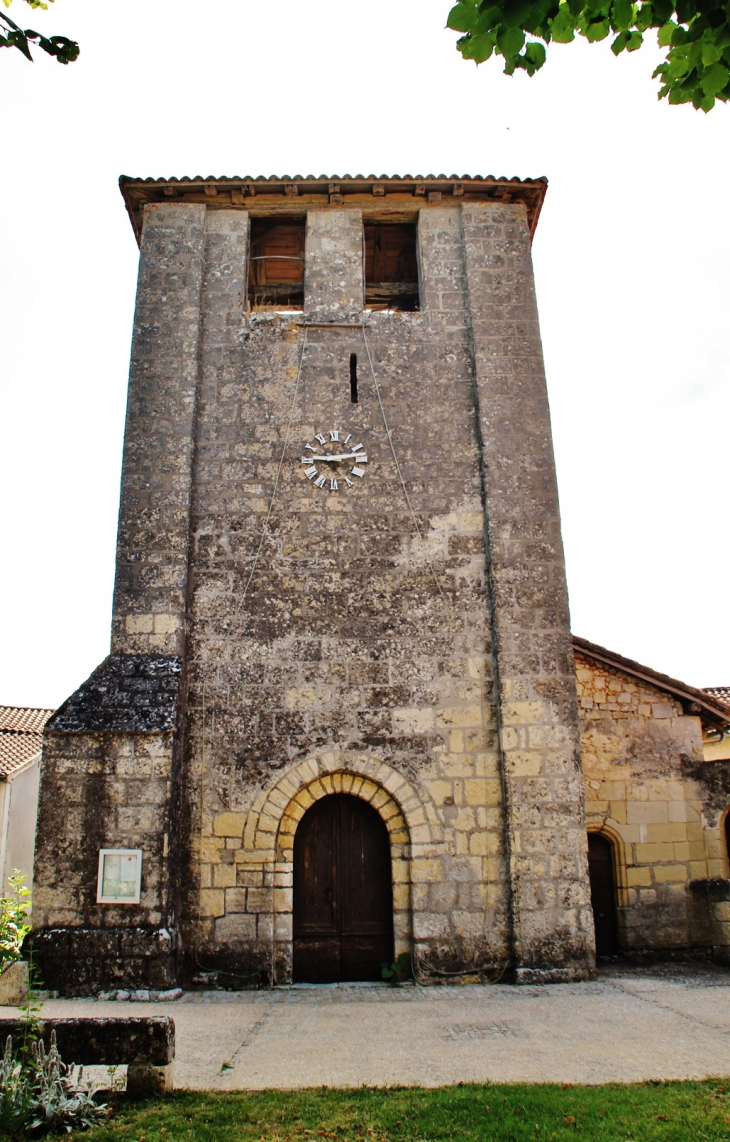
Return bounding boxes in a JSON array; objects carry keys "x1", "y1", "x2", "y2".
[
  {"x1": 577, "y1": 649, "x2": 730, "y2": 956},
  {"x1": 111, "y1": 202, "x2": 206, "y2": 657},
  {"x1": 32, "y1": 176, "x2": 596, "y2": 992},
  {"x1": 461, "y1": 203, "x2": 594, "y2": 982}
]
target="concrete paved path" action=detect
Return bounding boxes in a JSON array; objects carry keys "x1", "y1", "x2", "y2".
[{"x1": 6, "y1": 963, "x2": 730, "y2": 1089}]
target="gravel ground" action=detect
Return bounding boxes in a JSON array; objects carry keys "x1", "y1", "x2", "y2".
[{"x1": 6, "y1": 963, "x2": 730, "y2": 1089}]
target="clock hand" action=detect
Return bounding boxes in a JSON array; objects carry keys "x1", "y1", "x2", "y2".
[{"x1": 309, "y1": 452, "x2": 367, "y2": 462}]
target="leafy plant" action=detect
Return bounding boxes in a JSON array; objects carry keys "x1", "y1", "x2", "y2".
[
  {"x1": 380, "y1": 951, "x2": 412, "y2": 985},
  {"x1": 17, "y1": 949, "x2": 46, "y2": 1062},
  {"x1": 448, "y1": 0, "x2": 730, "y2": 110},
  {"x1": 0, "y1": 0, "x2": 79, "y2": 65},
  {"x1": 0, "y1": 1035, "x2": 34, "y2": 1138},
  {"x1": 0, "y1": 1031, "x2": 108, "y2": 1138},
  {"x1": 28, "y1": 1031, "x2": 109, "y2": 1134},
  {"x1": 0, "y1": 870, "x2": 31, "y2": 973},
  {"x1": 0, "y1": 873, "x2": 47, "y2": 1063}
]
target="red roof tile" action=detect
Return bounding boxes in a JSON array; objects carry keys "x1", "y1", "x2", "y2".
[
  {"x1": 704, "y1": 686, "x2": 730, "y2": 703},
  {"x1": 118, "y1": 173, "x2": 549, "y2": 245},
  {"x1": 0, "y1": 706, "x2": 54, "y2": 779}
]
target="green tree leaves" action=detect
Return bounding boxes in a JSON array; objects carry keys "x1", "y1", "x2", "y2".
[
  {"x1": 448, "y1": 0, "x2": 730, "y2": 110},
  {"x1": 0, "y1": 0, "x2": 79, "y2": 65},
  {"x1": 447, "y1": 2, "x2": 479, "y2": 32},
  {"x1": 498, "y1": 24, "x2": 526, "y2": 55},
  {"x1": 0, "y1": 871, "x2": 31, "y2": 970},
  {"x1": 611, "y1": 28, "x2": 644, "y2": 53},
  {"x1": 611, "y1": 0, "x2": 635, "y2": 31},
  {"x1": 549, "y1": 7, "x2": 577, "y2": 41},
  {"x1": 702, "y1": 62, "x2": 729, "y2": 94}
]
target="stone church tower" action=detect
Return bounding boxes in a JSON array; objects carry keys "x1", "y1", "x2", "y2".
[{"x1": 33, "y1": 174, "x2": 596, "y2": 992}]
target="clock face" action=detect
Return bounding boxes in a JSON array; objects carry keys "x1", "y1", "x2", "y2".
[{"x1": 300, "y1": 429, "x2": 368, "y2": 492}]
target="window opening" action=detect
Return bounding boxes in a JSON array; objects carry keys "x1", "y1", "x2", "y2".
[
  {"x1": 364, "y1": 223, "x2": 419, "y2": 312},
  {"x1": 248, "y1": 217, "x2": 305, "y2": 310},
  {"x1": 350, "y1": 353, "x2": 358, "y2": 403}
]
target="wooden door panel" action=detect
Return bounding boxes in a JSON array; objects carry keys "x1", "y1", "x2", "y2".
[
  {"x1": 293, "y1": 801, "x2": 338, "y2": 935},
  {"x1": 341, "y1": 933, "x2": 394, "y2": 983},
  {"x1": 588, "y1": 832, "x2": 619, "y2": 956},
  {"x1": 293, "y1": 794, "x2": 394, "y2": 982},
  {"x1": 340, "y1": 797, "x2": 392, "y2": 936},
  {"x1": 294, "y1": 936, "x2": 342, "y2": 984}
]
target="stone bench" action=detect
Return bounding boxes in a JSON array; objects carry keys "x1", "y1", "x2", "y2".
[{"x1": 0, "y1": 1016, "x2": 175, "y2": 1095}]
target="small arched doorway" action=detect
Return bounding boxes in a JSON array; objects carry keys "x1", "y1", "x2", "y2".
[
  {"x1": 293, "y1": 793, "x2": 394, "y2": 983},
  {"x1": 588, "y1": 832, "x2": 619, "y2": 956}
]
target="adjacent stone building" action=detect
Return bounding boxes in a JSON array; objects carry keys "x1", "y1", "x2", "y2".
[
  {"x1": 30, "y1": 174, "x2": 730, "y2": 994},
  {"x1": 573, "y1": 638, "x2": 730, "y2": 958}
]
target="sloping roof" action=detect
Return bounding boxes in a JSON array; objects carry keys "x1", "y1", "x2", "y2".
[
  {"x1": 572, "y1": 636, "x2": 730, "y2": 729},
  {"x1": 704, "y1": 686, "x2": 730, "y2": 704},
  {"x1": 0, "y1": 706, "x2": 54, "y2": 779},
  {"x1": 119, "y1": 173, "x2": 548, "y2": 246}
]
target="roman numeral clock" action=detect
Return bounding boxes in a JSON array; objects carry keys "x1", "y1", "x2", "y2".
[{"x1": 300, "y1": 430, "x2": 368, "y2": 492}]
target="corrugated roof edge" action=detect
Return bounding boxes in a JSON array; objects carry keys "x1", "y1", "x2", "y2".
[
  {"x1": 118, "y1": 173, "x2": 548, "y2": 246},
  {"x1": 573, "y1": 635, "x2": 730, "y2": 729},
  {"x1": 119, "y1": 173, "x2": 548, "y2": 183}
]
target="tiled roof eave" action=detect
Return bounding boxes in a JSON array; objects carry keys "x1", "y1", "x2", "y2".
[
  {"x1": 118, "y1": 172, "x2": 548, "y2": 247},
  {"x1": 0, "y1": 706, "x2": 54, "y2": 778}
]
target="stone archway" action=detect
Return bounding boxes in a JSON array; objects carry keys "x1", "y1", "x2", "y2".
[{"x1": 238, "y1": 749, "x2": 438, "y2": 983}]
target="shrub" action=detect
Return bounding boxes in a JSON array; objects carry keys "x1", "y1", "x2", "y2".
[
  {"x1": 0, "y1": 1031, "x2": 109, "y2": 1137},
  {"x1": 0, "y1": 871, "x2": 31, "y2": 973}
]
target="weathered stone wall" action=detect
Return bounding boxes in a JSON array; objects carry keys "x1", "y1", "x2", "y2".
[
  {"x1": 704, "y1": 737, "x2": 730, "y2": 763},
  {"x1": 462, "y1": 204, "x2": 594, "y2": 981},
  {"x1": 111, "y1": 202, "x2": 207, "y2": 657},
  {"x1": 182, "y1": 204, "x2": 511, "y2": 983},
  {"x1": 304, "y1": 209, "x2": 364, "y2": 322},
  {"x1": 577, "y1": 651, "x2": 730, "y2": 954},
  {"x1": 34, "y1": 194, "x2": 596, "y2": 990},
  {"x1": 33, "y1": 727, "x2": 176, "y2": 993}
]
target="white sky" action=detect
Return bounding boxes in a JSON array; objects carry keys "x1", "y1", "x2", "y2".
[{"x1": 1, "y1": 0, "x2": 728, "y2": 709}]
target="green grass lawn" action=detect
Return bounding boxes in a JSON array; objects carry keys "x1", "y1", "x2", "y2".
[{"x1": 72, "y1": 1081, "x2": 730, "y2": 1141}]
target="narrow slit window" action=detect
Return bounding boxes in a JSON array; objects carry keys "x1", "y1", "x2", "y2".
[
  {"x1": 350, "y1": 353, "x2": 358, "y2": 403},
  {"x1": 248, "y1": 217, "x2": 305, "y2": 310},
  {"x1": 364, "y1": 223, "x2": 419, "y2": 312}
]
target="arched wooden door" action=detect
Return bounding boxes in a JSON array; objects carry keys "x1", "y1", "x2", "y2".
[
  {"x1": 588, "y1": 833, "x2": 619, "y2": 956},
  {"x1": 293, "y1": 793, "x2": 394, "y2": 983}
]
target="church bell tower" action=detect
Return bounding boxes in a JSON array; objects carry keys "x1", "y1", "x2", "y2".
[{"x1": 33, "y1": 174, "x2": 596, "y2": 992}]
